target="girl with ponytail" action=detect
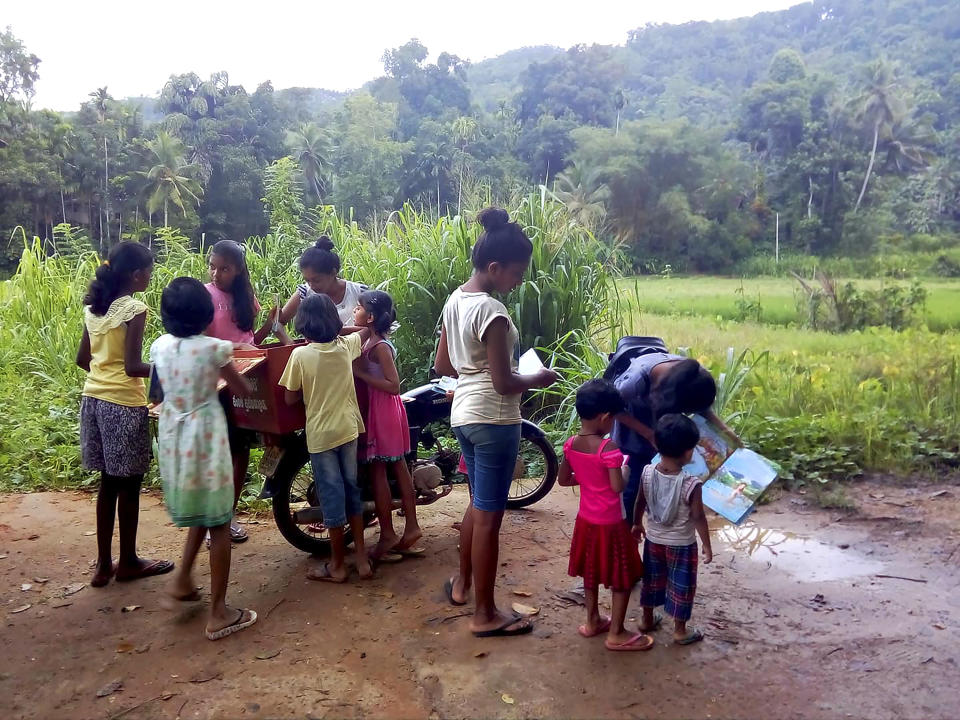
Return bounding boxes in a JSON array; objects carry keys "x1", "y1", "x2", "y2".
[{"x1": 76, "y1": 241, "x2": 174, "y2": 588}]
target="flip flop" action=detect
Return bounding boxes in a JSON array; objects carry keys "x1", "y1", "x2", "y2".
[
  {"x1": 307, "y1": 562, "x2": 348, "y2": 584},
  {"x1": 443, "y1": 577, "x2": 467, "y2": 607},
  {"x1": 578, "y1": 617, "x2": 612, "y2": 638},
  {"x1": 160, "y1": 587, "x2": 204, "y2": 610},
  {"x1": 115, "y1": 559, "x2": 175, "y2": 582},
  {"x1": 396, "y1": 546, "x2": 426, "y2": 558},
  {"x1": 230, "y1": 523, "x2": 249, "y2": 543},
  {"x1": 90, "y1": 562, "x2": 117, "y2": 588},
  {"x1": 605, "y1": 633, "x2": 655, "y2": 652},
  {"x1": 206, "y1": 608, "x2": 257, "y2": 641},
  {"x1": 473, "y1": 613, "x2": 534, "y2": 638},
  {"x1": 675, "y1": 628, "x2": 704, "y2": 645},
  {"x1": 374, "y1": 553, "x2": 404, "y2": 564},
  {"x1": 638, "y1": 612, "x2": 664, "y2": 633}
]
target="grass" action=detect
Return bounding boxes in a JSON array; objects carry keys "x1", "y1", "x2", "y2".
[{"x1": 622, "y1": 276, "x2": 960, "y2": 332}]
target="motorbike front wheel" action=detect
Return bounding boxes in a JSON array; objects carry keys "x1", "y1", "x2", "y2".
[{"x1": 505, "y1": 423, "x2": 558, "y2": 509}]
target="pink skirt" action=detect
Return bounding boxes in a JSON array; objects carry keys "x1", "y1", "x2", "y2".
[{"x1": 360, "y1": 388, "x2": 411, "y2": 463}]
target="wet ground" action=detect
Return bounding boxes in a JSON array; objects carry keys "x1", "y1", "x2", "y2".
[{"x1": 1, "y1": 479, "x2": 958, "y2": 719}]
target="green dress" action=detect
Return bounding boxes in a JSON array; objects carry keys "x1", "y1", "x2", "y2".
[{"x1": 150, "y1": 334, "x2": 235, "y2": 528}]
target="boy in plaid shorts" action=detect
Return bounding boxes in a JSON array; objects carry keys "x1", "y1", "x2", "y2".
[{"x1": 632, "y1": 414, "x2": 713, "y2": 645}]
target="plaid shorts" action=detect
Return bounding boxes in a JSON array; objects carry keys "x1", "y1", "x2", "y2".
[{"x1": 640, "y1": 540, "x2": 698, "y2": 621}]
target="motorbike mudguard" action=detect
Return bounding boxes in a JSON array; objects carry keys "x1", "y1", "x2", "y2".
[{"x1": 520, "y1": 418, "x2": 547, "y2": 439}]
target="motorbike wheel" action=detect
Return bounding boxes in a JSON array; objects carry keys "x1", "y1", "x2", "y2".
[
  {"x1": 505, "y1": 425, "x2": 558, "y2": 509},
  {"x1": 271, "y1": 452, "x2": 352, "y2": 555}
]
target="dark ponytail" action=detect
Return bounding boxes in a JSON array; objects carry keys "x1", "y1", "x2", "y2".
[
  {"x1": 210, "y1": 240, "x2": 256, "y2": 333},
  {"x1": 299, "y1": 235, "x2": 341, "y2": 276},
  {"x1": 359, "y1": 290, "x2": 396, "y2": 335},
  {"x1": 83, "y1": 242, "x2": 154, "y2": 316},
  {"x1": 472, "y1": 207, "x2": 533, "y2": 271}
]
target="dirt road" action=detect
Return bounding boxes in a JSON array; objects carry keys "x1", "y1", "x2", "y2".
[{"x1": 1, "y1": 480, "x2": 958, "y2": 719}]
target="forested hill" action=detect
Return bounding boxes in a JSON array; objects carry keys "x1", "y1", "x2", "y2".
[{"x1": 2, "y1": 0, "x2": 959, "y2": 273}]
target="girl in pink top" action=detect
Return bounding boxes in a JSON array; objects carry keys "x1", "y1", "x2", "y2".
[{"x1": 559, "y1": 379, "x2": 652, "y2": 652}]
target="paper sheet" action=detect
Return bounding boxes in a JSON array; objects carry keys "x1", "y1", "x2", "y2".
[{"x1": 518, "y1": 348, "x2": 545, "y2": 376}]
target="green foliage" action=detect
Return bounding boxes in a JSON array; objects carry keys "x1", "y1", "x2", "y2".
[{"x1": 793, "y1": 273, "x2": 927, "y2": 332}]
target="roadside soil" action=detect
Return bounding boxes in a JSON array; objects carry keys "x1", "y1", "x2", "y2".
[{"x1": 1, "y1": 479, "x2": 958, "y2": 719}]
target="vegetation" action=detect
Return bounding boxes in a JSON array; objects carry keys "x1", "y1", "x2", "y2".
[{"x1": 3, "y1": 0, "x2": 960, "y2": 273}]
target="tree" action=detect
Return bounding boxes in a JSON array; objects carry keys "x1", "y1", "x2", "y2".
[
  {"x1": 852, "y1": 59, "x2": 901, "y2": 213},
  {"x1": 135, "y1": 132, "x2": 203, "y2": 228},
  {"x1": 0, "y1": 27, "x2": 40, "y2": 104},
  {"x1": 451, "y1": 115, "x2": 478, "y2": 213},
  {"x1": 550, "y1": 161, "x2": 610, "y2": 231},
  {"x1": 285, "y1": 122, "x2": 333, "y2": 203}
]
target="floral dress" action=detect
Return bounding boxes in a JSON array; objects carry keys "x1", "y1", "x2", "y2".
[{"x1": 150, "y1": 334, "x2": 235, "y2": 528}]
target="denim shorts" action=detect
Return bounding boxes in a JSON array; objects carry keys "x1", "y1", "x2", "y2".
[
  {"x1": 310, "y1": 439, "x2": 363, "y2": 529},
  {"x1": 453, "y1": 423, "x2": 522, "y2": 512}
]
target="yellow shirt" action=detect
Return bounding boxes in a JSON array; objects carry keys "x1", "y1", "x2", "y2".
[
  {"x1": 279, "y1": 334, "x2": 365, "y2": 453},
  {"x1": 81, "y1": 295, "x2": 148, "y2": 407}
]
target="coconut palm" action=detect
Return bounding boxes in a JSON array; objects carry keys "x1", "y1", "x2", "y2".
[
  {"x1": 451, "y1": 116, "x2": 478, "y2": 213},
  {"x1": 550, "y1": 162, "x2": 611, "y2": 231},
  {"x1": 851, "y1": 59, "x2": 902, "y2": 212},
  {"x1": 285, "y1": 123, "x2": 333, "y2": 203},
  {"x1": 135, "y1": 132, "x2": 203, "y2": 228},
  {"x1": 882, "y1": 115, "x2": 936, "y2": 174}
]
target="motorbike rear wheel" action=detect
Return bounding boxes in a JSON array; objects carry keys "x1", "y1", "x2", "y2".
[{"x1": 505, "y1": 423, "x2": 558, "y2": 509}]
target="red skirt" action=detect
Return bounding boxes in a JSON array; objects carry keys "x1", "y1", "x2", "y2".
[{"x1": 568, "y1": 516, "x2": 643, "y2": 591}]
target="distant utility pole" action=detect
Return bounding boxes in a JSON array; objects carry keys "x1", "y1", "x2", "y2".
[{"x1": 775, "y1": 212, "x2": 780, "y2": 264}]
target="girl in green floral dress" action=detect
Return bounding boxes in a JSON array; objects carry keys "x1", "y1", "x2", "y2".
[{"x1": 151, "y1": 277, "x2": 258, "y2": 640}]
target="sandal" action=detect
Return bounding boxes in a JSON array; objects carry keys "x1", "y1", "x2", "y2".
[
  {"x1": 206, "y1": 608, "x2": 257, "y2": 641},
  {"x1": 307, "y1": 562, "x2": 348, "y2": 584},
  {"x1": 230, "y1": 522, "x2": 249, "y2": 543},
  {"x1": 443, "y1": 577, "x2": 467, "y2": 607},
  {"x1": 90, "y1": 562, "x2": 117, "y2": 588},
  {"x1": 638, "y1": 612, "x2": 663, "y2": 633},
  {"x1": 675, "y1": 628, "x2": 704, "y2": 645},
  {"x1": 473, "y1": 613, "x2": 534, "y2": 638},
  {"x1": 578, "y1": 617, "x2": 612, "y2": 638},
  {"x1": 605, "y1": 633, "x2": 655, "y2": 652},
  {"x1": 115, "y1": 559, "x2": 175, "y2": 583}
]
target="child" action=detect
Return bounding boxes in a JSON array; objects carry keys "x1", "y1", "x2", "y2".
[
  {"x1": 206, "y1": 239, "x2": 289, "y2": 543},
  {"x1": 632, "y1": 413, "x2": 713, "y2": 645},
  {"x1": 280, "y1": 293, "x2": 372, "y2": 583},
  {"x1": 351, "y1": 290, "x2": 423, "y2": 561},
  {"x1": 279, "y1": 235, "x2": 367, "y2": 327},
  {"x1": 151, "y1": 277, "x2": 258, "y2": 640},
  {"x1": 559, "y1": 379, "x2": 652, "y2": 652},
  {"x1": 76, "y1": 241, "x2": 174, "y2": 588}
]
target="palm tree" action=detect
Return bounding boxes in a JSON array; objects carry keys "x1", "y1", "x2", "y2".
[
  {"x1": 413, "y1": 138, "x2": 453, "y2": 211},
  {"x1": 882, "y1": 115, "x2": 936, "y2": 174},
  {"x1": 851, "y1": 60, "x2": 902, "y2": 213},
  {"x1": 614, "y1": 89, "x2": 625, "y2": 136},
  {"x1": 550, "y1": 162, "x2": 611, "y2": 231},
  {"x1": 451, "y1": 116, "x2": 478, "y2": 214},
  {"x1": 89, "y1": 86, "x2": 113, "y2": 245},
  {"x1": 285, "y1": 123, "x2": 333, "y2": 203},
  {"x1": 135, "y1": 132, "x2": 203, "y2": 228}
]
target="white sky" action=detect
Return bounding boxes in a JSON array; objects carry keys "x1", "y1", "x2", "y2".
[{"x1": 8, "y1": 0, "x2": 805, "y2": 111}]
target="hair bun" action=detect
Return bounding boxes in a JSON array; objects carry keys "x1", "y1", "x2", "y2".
[
  {"x1": 315, "y1": 235, "x2": 335, "y2": 252},
  {"x1": 477, "y1": 207, "x2": 510, "y2": 232}
]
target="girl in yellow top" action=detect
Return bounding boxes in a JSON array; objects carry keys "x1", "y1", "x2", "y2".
[{"x1": 76, "y1": 242, "x2": 173, "y2": 588}]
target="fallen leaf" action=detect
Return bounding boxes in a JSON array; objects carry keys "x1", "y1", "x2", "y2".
[
  {"x1": 116, "y1": 642, "x2": 135, "y2": 653},
  {"x1": 96, "y1": 680, "x2": 122, "y2": 698},
  {"x1": 933, "y1": 623, "x2": 946, "y2": 630},
  {"x1": 27, "y1": 534, "x2": 39, "y2": 540},
  {"x1": 255, "y1": 649, "x2": 281, "y2": 660},
  {"x1": 511, "y1": 602, "x2": 540, "y2": 617},
  {"x1": 0, "y1": 555, "x2": 7, "y2": 559},
  {"x1": 135, "y1": 643, "x2": 151, "y2": 654},
  {"x1": 474, "y1": 651, "x2": 488, "y2": 658},
  {"x1": 10, "y1": 604, "x2": 31, "y2": 614},
  {"x1": 121, "y1": 605, "x2": 141, "y2": 613},
  {"x1": 189, "y1": 669, "x2": 222, "y2": 683},
  {"x1": 377, "y1": 591, "x2": 395, "y2": 599},
  {"x1": 161, "y1": 692, "x2": 177, "y2": 701},
  {"x1": 51, "y1": 600, "x2": 72, "y2": 609},
  {"x1": 512, "y1": 590, "x2": 532, "y2": 597},
  {"x1": 63, "y1": 583, "x2": 85, "y2": 596},
  {"x1": 83, "y1": 530, "x2": 96, "y2": 536},
  {"x1": 501, "y1": 694, "x2": 515, "y2": 705},
  {"x1": 32, "y1": 577, "x2": 49, "y2": 584},
  {"x1": 21, "y1": 583, "x2": 32, "y2": 591}
]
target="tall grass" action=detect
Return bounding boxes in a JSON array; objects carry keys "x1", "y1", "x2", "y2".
[{"x1": 0, "y1": 186, "x2": 618, "y2": 490}]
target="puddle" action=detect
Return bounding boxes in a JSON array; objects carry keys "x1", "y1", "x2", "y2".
[{"x1": 712, "y1": 519, "x2": 884, "y2": 582}]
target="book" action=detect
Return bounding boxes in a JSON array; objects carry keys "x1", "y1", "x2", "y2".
[
  {"x1": 651, "y1": 414, "x2": 779, "y2": 525},
  {"x1": 518, "y1": 348, "x2": 545, "y2": 376}
]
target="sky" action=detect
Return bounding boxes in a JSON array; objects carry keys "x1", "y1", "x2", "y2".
[{"x1": 7, "y1": 0, "x2": 806, "y2": 111}]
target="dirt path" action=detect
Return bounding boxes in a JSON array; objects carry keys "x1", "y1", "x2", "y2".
[{"x1": 1, "y1": 480, "x2": 958, "y2": 719}]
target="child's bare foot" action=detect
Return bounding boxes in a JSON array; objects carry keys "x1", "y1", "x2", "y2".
[
  {"x1": 397, "y1": 527, "x2": 423, "y2": 552},
  {"x1": 578, "y1": 616, "x2": 612, "y2": 638},
  {"x1": 369, "y1": 531, "x2": 400, "y2": 560},
  {"x1": 205, "y1": 606, "x2": 257, "y2": 640},
  {"x1": 90, "y1": 560, "x2": 116, "y2": 588}
]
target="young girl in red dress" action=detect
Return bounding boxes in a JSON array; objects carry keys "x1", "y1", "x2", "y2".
[
  {"x1": 351, "y1": 290, "x2": 423, "y2": 561},
  {"x1": 559, "y1": 379, "x2": 653, "y2": 652}
]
